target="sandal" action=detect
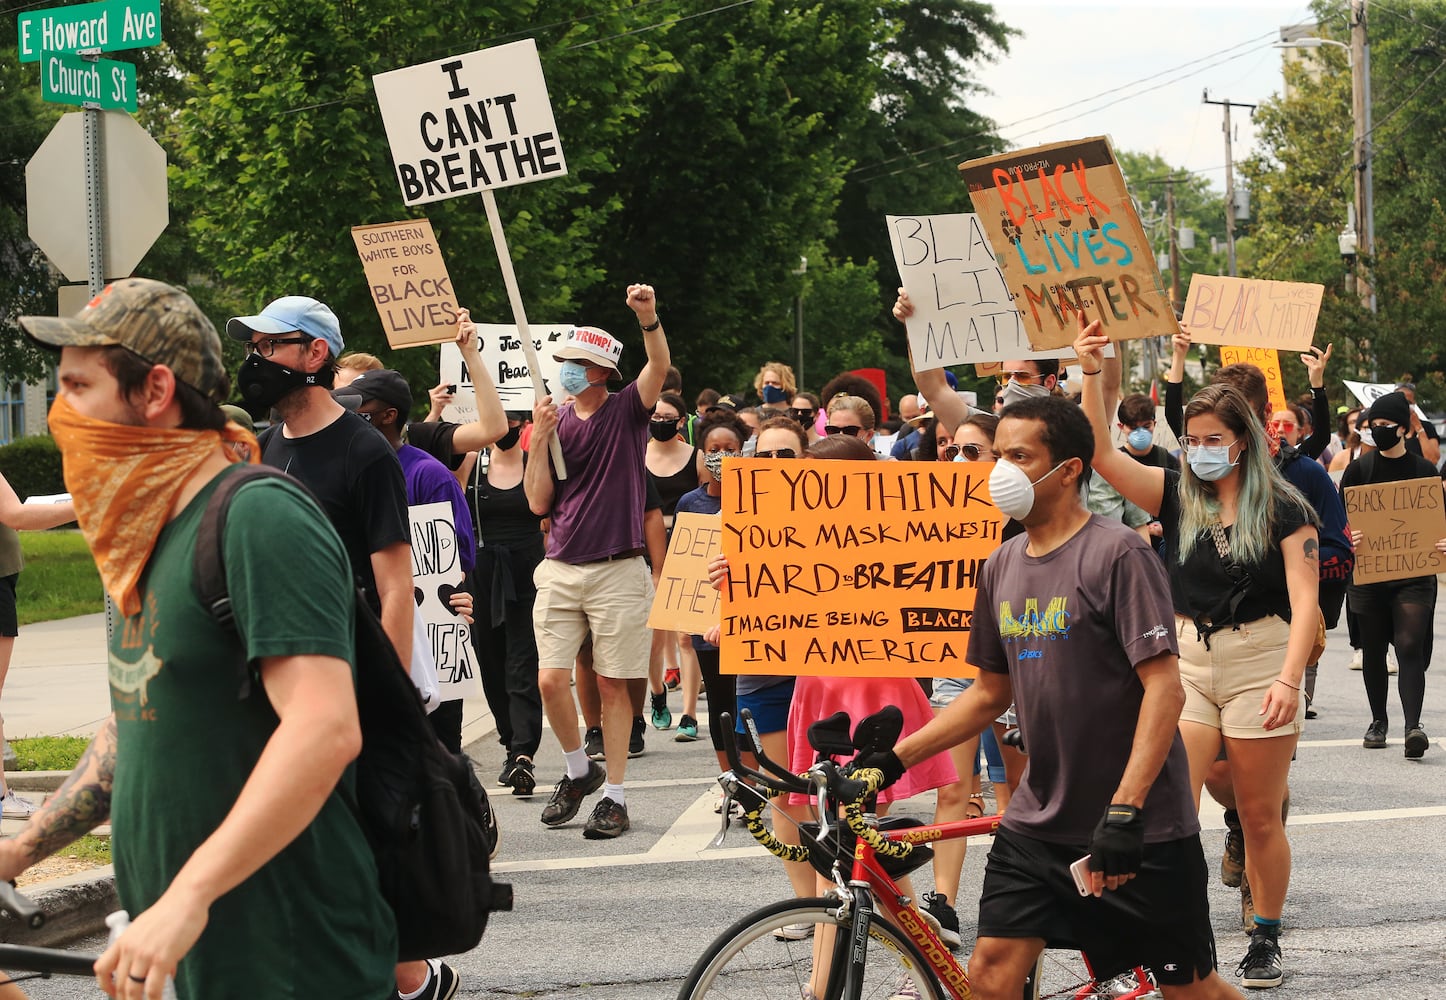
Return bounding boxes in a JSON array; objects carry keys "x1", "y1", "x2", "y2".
[{"x1": 965, "y1": 795, "x2": 986, "y2": 820}]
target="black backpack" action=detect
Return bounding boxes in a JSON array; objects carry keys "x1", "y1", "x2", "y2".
[{"x1": 192, "y1": 464, "x2": 511, "y2": 962}]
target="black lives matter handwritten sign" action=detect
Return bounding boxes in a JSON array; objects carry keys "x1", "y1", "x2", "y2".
[
  {"x1": 1184, "y1": 276, "x2": 1323, "y2": 351},
  {"x1": 959, "y1": 136, "x2": 1178, "y2": 350},
  {"x1": 409, "y1": 502, "x2": 481, "y2": 701},
  {"x1": 719, "y1": 460, "x2": 1004, "y2": 678},
  {"x1": 373, "y1": 39, "x2": 567, "y2": 207},
  {"x1": 1344, "y1": 477, "x2": 1446, "y2": 584},
  {"x1": 352, "y1": 219, "x2": 457, "y2": 348},
  {"x1": 647, "y1": 513, "x2": 723, "y2": 634}
]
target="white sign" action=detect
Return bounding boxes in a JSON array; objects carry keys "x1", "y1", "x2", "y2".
[
  {"x1": 409, "y1": 501, "x2": 482, "y2": 702},
  {"x1": 372, "y1": 39, "x2": 567, "y2": 206},
  {"x1": 439, "y1": 324, "x2": 569, "y2": 419},
  {"x1": 1342, "y1": 380, "x2": 1428, "y2": 421}
]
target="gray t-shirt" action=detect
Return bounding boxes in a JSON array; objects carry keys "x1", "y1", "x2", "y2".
[
  {"x1": 969, "y1": 514, "x2": 1197, "y2": 845},
  {"x1": 546, "y1": 381, "x2": 649, "y2": 564}
]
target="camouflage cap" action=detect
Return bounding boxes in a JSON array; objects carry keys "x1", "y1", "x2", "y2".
[{"x1": 19, "y1": 278, "x2": 229, "y2": 403}]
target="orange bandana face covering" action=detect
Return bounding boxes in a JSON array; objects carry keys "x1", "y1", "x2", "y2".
[{"x1": 48, "y1": 394, "x2": 259, "y2": 616}]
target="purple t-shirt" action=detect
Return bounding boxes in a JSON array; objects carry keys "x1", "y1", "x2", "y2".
[
  {"x1": 398, "y1": 444, "x2": 475, "y2": 574},
  {"x1": 546, "y1": 381, "x2": 649, "y2": 564},
  {"x1": 968, "y1": 514, "x2": 1197, "y2": 845}
]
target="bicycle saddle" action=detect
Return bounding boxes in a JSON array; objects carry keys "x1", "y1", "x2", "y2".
[{"x1": 807, "y1": 712, "x2": 855, "y2": 757}]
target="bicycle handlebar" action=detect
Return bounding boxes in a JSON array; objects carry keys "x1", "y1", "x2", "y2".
[{"x1": 0, "y1": 881, "x2": 45, "y2": 930}]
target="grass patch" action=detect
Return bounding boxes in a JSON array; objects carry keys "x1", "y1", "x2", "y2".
[
  {"x1": 58, "y1": 835, "x2": 110, "y2": 865},
  {"x1": 17, "y1": 531, "x2": 103, "y2": 626},
  {"x1": 8, "y1": 736, "x2": 89, "y2": 771}
]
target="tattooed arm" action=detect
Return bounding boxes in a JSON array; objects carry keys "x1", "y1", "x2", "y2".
[{"x1": 0, "y1": 715, "x2": 115, "y2": 879}]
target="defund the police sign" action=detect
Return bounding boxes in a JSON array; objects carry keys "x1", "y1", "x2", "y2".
[{"x1": 372, "y1": 39, "x2": 567, "y2": 207}]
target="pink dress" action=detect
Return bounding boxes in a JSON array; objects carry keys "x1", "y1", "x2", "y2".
[{"x1": 785, "y1": 675, "x2": 958, "y2": 806}]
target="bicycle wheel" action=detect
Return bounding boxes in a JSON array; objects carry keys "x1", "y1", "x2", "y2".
[
  {"x1": 1024, "y1": 949, "x2": 1160, "y2": 1000},
  {"x1": 678, "y1": 897, "x2": 946, "y2": 1000}
]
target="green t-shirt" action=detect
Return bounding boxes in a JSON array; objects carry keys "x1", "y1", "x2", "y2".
[{"x1": 108, "y1": 466, "x2": 396, "y2": 1000}]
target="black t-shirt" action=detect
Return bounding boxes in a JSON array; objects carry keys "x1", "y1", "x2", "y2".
[
  {"x1": 1404, "y1": 418, "x2": 1440, "y2": 459},
  {"x1": 261, "y1": 412, "x2": 411, "y2": 601},
  {"x1": 1123, "y1": 443, "x2": 1180, "y2": 473},
  {"x1": 1159, "y1": 469, "x2": 1311, "y2": 626},
  {"x1": 406, "y1": 420, "x2": 463, "y2": 470}
]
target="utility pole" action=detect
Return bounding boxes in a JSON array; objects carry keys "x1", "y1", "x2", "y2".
[
  {"x1": 1165, "y1": 176, "x2": 1181, "y2": 312},
  {"x1": 1351, "y1": 0, "x2": 1376, "y2": 317},
  {"x1": 1203, "y1": 92, "x2": 1256, "y2": 276}
]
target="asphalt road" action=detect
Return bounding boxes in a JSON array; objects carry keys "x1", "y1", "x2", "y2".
[{"x1": 12, "y1": 601, "x2": 1446, "y2": 999}]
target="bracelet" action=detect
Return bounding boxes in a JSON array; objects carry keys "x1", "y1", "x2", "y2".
[
  {"x1": 1273, "y1": 678, "x2": 1301, "y2": 692},
  {"x1": 1079, "y1": 368, "x2": 1102, "y2": 376},
  {"x1": 640, "y1": 317, "x2": 662, "y2": 332}
]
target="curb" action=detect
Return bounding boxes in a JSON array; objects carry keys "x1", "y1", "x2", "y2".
[
  {"x1": 5, "y1": 771, "x2": 69, "y2": 794},
  {"x1": 2, "y1": 866, "x2": 116, "y2": 948}
]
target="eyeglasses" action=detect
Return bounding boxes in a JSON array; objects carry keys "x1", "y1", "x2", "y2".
[
  {"x1": 1179, "y1": 434, "x2": 1236, "y2": 449},
  {"x1": 243, "y1": 335, "x2": 310, "y2": 358},
  {"x1": 788, "y1": 408, "x2": 814, "y2": 423},
  {"x1": 943, "y1": 443, "x2": 988, "y2": 462},
  {"x1": 992, "y1": 370, "x2": 1039, "y2": 386},
  {"x1": 824, "y1": 424, "x2": 862, "y2": 437},
  {"x1": 755, "y1": 448, "x2": 798, "y2": 460},
  {"x1": 1267, "y1": 421, "x2": 1297, "y2": 432}
]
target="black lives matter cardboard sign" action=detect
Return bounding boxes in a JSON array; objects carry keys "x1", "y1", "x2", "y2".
[
  {"x1": 372, "y1": 38, "x2": 567, "y2": 207},
  {"x1": 1344, "y1": 476, "x2": 1446, "y2": 585}
]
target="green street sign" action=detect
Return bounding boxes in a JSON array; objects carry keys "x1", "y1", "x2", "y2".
[
  {"x1": 17, "y1": 0, "x2": 162, "y2": 63},
  {"x1": 40, "y1": 52, "x2": 137, "y2": 112}
]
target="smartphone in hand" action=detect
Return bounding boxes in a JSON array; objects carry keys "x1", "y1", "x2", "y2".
[{"x1": 1069, "y1": 854, "x2": 1092, "y2": 897}]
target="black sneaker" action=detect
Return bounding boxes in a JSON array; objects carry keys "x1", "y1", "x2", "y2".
[
  {"x1": 920, "y1": 892, "x2": 961, "y2": 950},
  {"x1": 629, "y1": 716, "x2": 646, "y2": 758},
  {"x1": 1404, "y1": 727, "x2": 1429, "y2": 759},
  {"x1": 509, "y1": 756, "x2": 536, "y2": 797},
  {"x1": 497, "y1": 755, "x2": 517, "y2": 787},
  {"x1": 1236, "y1": 927, "x2": 1283, "y2": 988},
  {"x1": 394, "y1": 958, "x2": 460, "y2": 1000},
  {"x1": 540, "y1": 761, "x2": 606, "y2": 827},
  {"x1": 1364, "y1": 719, "x2": 1388, "y2": 749},
  {"x1": 582, "y1": 796, "x2": 630, "y2": 839},
  {"x1": 1221, "y1": 809, "x2": 1245, "y2": 888},
  {"x1": 584, "y1": 726, "x2": 605, "y2": 761}
]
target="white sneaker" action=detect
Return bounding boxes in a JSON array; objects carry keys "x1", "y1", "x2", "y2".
[
  {"x1": 772, "y1": 922, "x2": 815, "y2": 941},
  {"x1": 1350, "y1": 649, "x2": 1363, "y2": 670},
  {"x1": 1, "y1": 791, "x2": 36, "y2": 818},
  {"x1": 1387, "y1": 649, "x2": 1399, "y2": 675}
]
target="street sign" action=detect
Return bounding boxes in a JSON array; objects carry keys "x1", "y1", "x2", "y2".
[
  {"x1": 40, "y1": 52, "x2": 137, "y2": 112},
  {"x1": 26, "y1": 111, "x2": 168, "y2": 282},
  {"x1": 17, "y1": 0, "x2": 162, "y2": 62}
]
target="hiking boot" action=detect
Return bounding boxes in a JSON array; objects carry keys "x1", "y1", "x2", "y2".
[
  {"x1": 496, "y1": 755, "x2": 517, "y2": 787},
  {"x1": 540, "y1": 761, "x2": 605, "y2": 827},
  {"x1": 584, "y1": 726, "x2": 605, "y2": 761},
  {"x1": 650, "y1": 690, "x2": 673, "y2": 730},
  {"x1": 920, "y1": 892, "x2": 962, "y2": 950},
  {"x1": 1236, "y1": 926, "x2": 1283, "y2": 988},
  {"x1": 1221, "y1": 809, "x2": 1245, "y2": 888},
  {"x1": 394, "y1": 958, "x2": 460, "y2": 1000},
  {"x1": 1240, "y1": 873, "x2": 1256, "y2": 933},
  {"x1": 675, "y1": 715, "x2": 699, "y2": 742},
  {"x1": 582, "y1": 796, "x2": 630, "y2": 839},
  {"x1": 509, "y1": 756, "x2": 536, "y2": 797},
  {"x1": 1363, "y1": 719, "x2": 1388, "y2": 749},
  {"x1": 629, "y1": 716, "x2": 646, "y2": 758},
  {"x1": 1405, "y1": 727, "x2": 1429, "y2": 760}
]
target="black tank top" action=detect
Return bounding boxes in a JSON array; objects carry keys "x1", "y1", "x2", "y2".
[
  {"x1": 649, "y1": 447, "x2": 700, "y2": 517},
  {"x1": 467, "y1": 455, "x2": 543, "y2": 549}
]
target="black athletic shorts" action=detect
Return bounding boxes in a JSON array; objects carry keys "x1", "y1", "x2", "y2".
[
  {"x1": 0, "y1": 574, "x2": 17, "y2": 638},
  {"x1": 977, "y1": 826, "x2": 1218, "y2": 987}
]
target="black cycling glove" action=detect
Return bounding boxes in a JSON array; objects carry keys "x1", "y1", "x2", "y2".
[
  {"x1": 1087, "y1": 804, "x2": 1144, "y2": 878},
  {"x1": 851, "y1": 750, "x2": 906, "y2": 790}
]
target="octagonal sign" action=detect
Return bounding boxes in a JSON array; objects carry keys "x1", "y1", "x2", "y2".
[{"x1": 26, "y1": 110, "x2": 168, "y2": 283}]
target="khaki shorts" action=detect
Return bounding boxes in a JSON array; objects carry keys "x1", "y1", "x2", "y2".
[
  {"x1": 1175, "y1": 615, "x2": 1303, "y2": 739},
  {"x1": 533, "y1": 556, "x2": 654, "y2": 679}
]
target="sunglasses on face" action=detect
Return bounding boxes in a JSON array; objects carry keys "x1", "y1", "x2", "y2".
[
  {"x1": 992, "y1": 370, "x2": 1039, "y2": 386},
  {"x1": 824, "y1": 424, "x2": 862, "y2": 437},
  {"x1": 943, "y1": 443, "x2": 988, "y2": 462},
  {"x1": 788, "y1": 408, "x2": 814, "y2": 423},
  {"x1": 754, "y1": 448, "x2": 798, "y2": 459}
]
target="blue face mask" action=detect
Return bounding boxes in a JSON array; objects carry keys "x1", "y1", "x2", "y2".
[
  {"x1": 1186, "y1": 444, "x2": 1237, "y2": 482},
  {"x1": 761, "y1": 384, "x2": 788, "y2": 404},
  {"x1": 558, "y1": 360, "x2": 592, "y2": 397},
  {"x1": 1126, "y1": 427, "x2": 1153, "y2": 452}
]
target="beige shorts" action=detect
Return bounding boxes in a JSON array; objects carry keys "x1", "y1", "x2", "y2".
[
  {"x1": 1175, "y1": 615, "x2": 1303, "y2": 739},
  {"x1": 533, "y1": 556, "x2": 654, "y2": 679}
]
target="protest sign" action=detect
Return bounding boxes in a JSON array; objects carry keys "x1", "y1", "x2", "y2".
[
  {"x1": 719, "y1": 460, "x2": 1003, "y2": 678},
  {"x1": 409, "y1": 501, "x2": 482, "y2": 701},
  {"x1": 959, "y1": 136, "x2": 1177, "y2": 350},
  {"x1": 372, "y1": 39, "x2": 566, "y2": 207},
  {"x1": 647, "y1": 513, "x2": 722, "y2": 633},
  {"x1": 352, "y1": 219, "x2": 457, "y2": 348},
  {"x1": 439, "y1": 324, "x2": 569, "y2": 419},
  {"x1": 1341, "y1": 379, "x2": 1430, "y2": 421},
  {"x1": 1343, "y1": 477, "x2": 1446, "y2": 584},
  {"x1": 1182, "y1": 275, "x2": 1323, "y2": 351},
  {"x1": 1218, "y1": 345, "x2": 1288, "y2": 415}
]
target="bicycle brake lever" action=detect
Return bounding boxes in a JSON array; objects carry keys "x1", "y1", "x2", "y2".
[{"x1": 711, "y1": 774, "x2": 738, "y2": 848}]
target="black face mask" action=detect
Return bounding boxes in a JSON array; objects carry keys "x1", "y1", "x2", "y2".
[
  {"x1": 494, "y1": 424, "x2": 523, "y2": 451},
  {"x1": 237, "y1": 354, "x2": 333, "y2": 417},
  {"x1": 649, "y1": 419, "x2": 679, "y2": 442},
  {"x1": 1370, "y1": 424, "x2": 1402, "y2": 452}
]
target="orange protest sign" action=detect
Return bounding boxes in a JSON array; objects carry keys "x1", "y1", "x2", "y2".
[
  {"x1": 718, "y1": 459, "x2": 1004, "y2": 678},
  {"x1": 1218, "y1": 345, "x2": 1287, "y2": 415},
  {"x1": 646, "y1": 513, "x2": 722, "y2": 633}
]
